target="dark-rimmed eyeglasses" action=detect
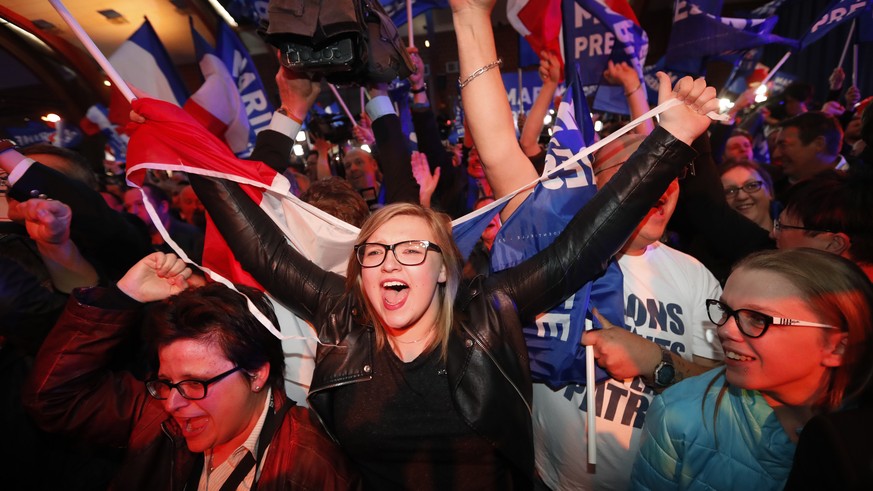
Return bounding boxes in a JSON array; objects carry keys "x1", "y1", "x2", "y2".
[
  {"x1": 772, "y1": 218, "x2": 834, "y2": 234},
  {"x1": 145, "y1": 366, "x2": 242, "y2": 401},
  {"x1": 354, "y1": 240, "x2": 442, "y2": 268},
  {"x1": 705, "y1": 299, "x2": 837, "y2": 338},
  {"x1": 723, "y1": 180, "x2": 763, "y2": 198}
]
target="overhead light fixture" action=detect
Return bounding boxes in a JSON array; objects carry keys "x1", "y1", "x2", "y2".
[
  {"x1": 31, "y1": 19, "x2": 57, "y2": 30},
  {"x1": 41, "y1": 113, "x2": 61, "y2": 123},
  {"x1": 97, "y1": 9, "x2": 127, "y2": 23},
  {"x1": 293, "y1": 144, "x2": 304, "y2": 156},
  {"x1": 104, "y1": 80, "x2": 112, "y2": 87}
]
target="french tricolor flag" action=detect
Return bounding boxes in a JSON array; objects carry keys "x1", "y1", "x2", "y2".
[
  {"x1": 108, "y1": 19, "x2": 188, "y2": 107},
  {"x1": 185, "y1": 20, "x2": 252, "y2": 155}
]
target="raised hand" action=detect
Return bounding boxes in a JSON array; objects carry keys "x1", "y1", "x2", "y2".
[
  {"x1": 656, "y1": 72, "x2": 719, "y2": 145},
  {"x1": 603, "y1": 60, "x2": 640, "y2": 94},
  {"x1": 410, "y1": 151, "x2": 440, "y2": 208},
  {"x1": 275, "y1": 59, "x2": 322, "y2": 122},
  {"x1": 407, "y1": 46, "x2": 426, "y2": 90},
  {"x1": 117, "y1": 252, "x2": 192, "y2": 303},
  {"x1": 539, "y1": 51, "x2": 561, "y2": 85},
  {"x1": 18, "y1": 199, "x2": 72, "y2": 245}
]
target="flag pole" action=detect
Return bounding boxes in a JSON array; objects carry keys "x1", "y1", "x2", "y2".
[
  {"x1": 360, "y1": 87, "x2": 366, "y2": 115},
  {"x1": 49, "y1": 0, "x2": 136, "y2": 103},
  {"x1": 328, "y1": 84, "x2": 359, "y2": 128},
  {"x1": 759, "y1": 51, "x2": 791, "y2": 87},
  {"x1": 837, "y1": 20, "x2": 856, "y2": 70},
  {"x1": 852, "y1": 43, "x2": 858, "y2": 87},
  {"x1": 585, "y1": 317, "x2": 597, "y2": 467},
  {"x1": 407, "y1": 0, "x2": 415, "y2": 47}
]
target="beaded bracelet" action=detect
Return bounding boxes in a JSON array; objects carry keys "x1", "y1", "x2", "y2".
[{"x1": 459, "y1": 59, "x2": 503, "y2": 90}]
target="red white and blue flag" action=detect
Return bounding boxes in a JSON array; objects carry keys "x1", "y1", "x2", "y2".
[
  {"x1": 108, "y1": 19, "x2": 188, "y2": 107},
  {"x1": 185, "y1": 20, "x2": 252, "y2": 156}
]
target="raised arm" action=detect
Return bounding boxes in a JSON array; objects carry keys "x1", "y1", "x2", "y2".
[
  {"x1": 189, "y1": 173, "x2": 346, "y2": 323},
  {"x1": 519, "y1": 51, "x2": 560, "y2": 156},
  {"x1": 494, "y1": 74, "x2": 719, "y2": 319},
  {"x1": 603, "y1": 60, "x2": 654, "y2": 135},
  {"x1": 23, "y1": 253, "x2": 190, "y2": 446},
  {"x1": 18, "y1": 199, "x2": 99, "y2": 293},
  {"x1": 451, "y1": 0, "x2": 538, "y2": 220}
]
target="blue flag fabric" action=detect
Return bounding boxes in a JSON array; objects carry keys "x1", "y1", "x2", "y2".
[
  {"x1": 225, "y1": 0, "x2": 268, "y2": 24},
  {"x1": 215, "y1": 21, "x2": 274, "y2": 158},
  {"x1": 665, "y1": 5, "x2": 798, "y2": 64},
  {"x1": 388, "y1": 79, "x2": 418, "y2": 152},
  {"x1": 800, "y1": 0, "x2": 871, "y2": 50},
  {"x1": 379, "y1": 0, "x2": 449, "y2": 26},
  {"x1": 722, "y1": 0, "x2": 796, "y2": 94},
  {"x1": 489, "y1": 70, "x2": 621, "y2": 388},
  {"x1": 561, "y1": 0, "x2": 648, "y2": 115},
  {"x1": 861, "y1": 4, "x2": 873, "y2": 42},
  {"x1": 451, "y1": 202, "x2": 507, "y2": 261}
]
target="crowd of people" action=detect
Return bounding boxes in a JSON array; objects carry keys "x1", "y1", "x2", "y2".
[{"x1": 2, "y1": 0, "x2": 873, "y2": 489}]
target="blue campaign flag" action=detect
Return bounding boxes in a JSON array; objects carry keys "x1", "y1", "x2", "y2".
[
  {"x1": 216, "y1": 21, "x2": 274, "y2": 158},
  {"x1": 721, "y1": 0, "x2": 797, "y2": 94},
  {"x1": 800, "y1": 0, "x2": 871, "y2": 50},
  {"x1": 862, "y1": 4, "x2": 873, "y2": 42},
  {"x1": 450, "y1": 200, "x2": 508, "y2": 261},
  {"x1": 379, "y1": 0, "x2": 449, "y2": 27},
  {"x1": 562, "y1": 0, "x2": 648, "y2": 115},
  {"x1": 490, "y1": 70, "x2": 622, "y2": 388},
  {"x1": 665, "y1": 6, "x2": 798, "y2": 64}
]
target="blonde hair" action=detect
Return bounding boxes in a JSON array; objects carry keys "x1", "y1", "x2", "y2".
[{"x1": 345, "y1": 203, "x2": 463, "y2": 358}]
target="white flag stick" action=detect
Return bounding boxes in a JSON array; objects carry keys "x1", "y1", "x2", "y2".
[
  {"x1": 407, "y1": 0, "x2": 415, "y2": 47},
  {"x1": 760, "y1": 51, "x2": 791, "y2": 87},
  {"x1": 852, "y1": 43, "x2": 859, "y2": 87},
  {"x1": 837, "y1": 20, "x2": 856, "y2": 71},
  {"x1": 585, "y1": 317, "x2": 597, "y2": 466},
  {"x1": 328, "y1": 84, "x2": 359, "y2": 128},
  {"x1": 49, "y1": 0, "x2": 136, "y2": 103}
]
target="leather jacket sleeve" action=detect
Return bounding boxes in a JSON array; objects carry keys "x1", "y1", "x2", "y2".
[
  {"x1": 10, "y1": 162, "x2": 153, "y2": 282},
  {"x1": 251, "y1": 129, "x2": 293, "y2": 174},
  {"x1": 190, "y1": 174, "x2": 347, "y2": 327},
  {"x1": 22, "y1": 287, "x2": 151, "y2": 447},
  {"x1": 489, "y1": 126, "x2": 698, "y2": 320}
]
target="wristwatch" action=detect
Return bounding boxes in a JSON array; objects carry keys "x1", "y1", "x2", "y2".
[
  {"x1": 0, "y1": 139, "x2": 18, "y2": 155},
  {"x1": 652, "y1": 347, "x2": 676, "y2": 387}
]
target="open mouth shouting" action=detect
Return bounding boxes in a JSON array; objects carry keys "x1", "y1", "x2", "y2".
[{"x1": 382, "y1": 280, "x2": 410, "y2": 310}]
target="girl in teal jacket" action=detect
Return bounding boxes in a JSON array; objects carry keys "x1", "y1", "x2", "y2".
[{"x1": 631, "y1": 249, "x2": 873, "y2": 490}]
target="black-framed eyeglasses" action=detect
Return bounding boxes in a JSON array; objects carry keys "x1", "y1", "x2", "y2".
[
  {"x1": 145, "y1": 366, "x2": 242, "y2": 401},
  {"x1": 354, "y1": 240, "x2": 442, "y2": 268},
  {"x1": 705, "y1": 299, "x2": 837, "y2": 338},
  {"x1": 723, "y1": 180, "x2": 763, "y2": 198},
  {"x1": 772, "y1": 218, "x2": 834, "y2": 234}
]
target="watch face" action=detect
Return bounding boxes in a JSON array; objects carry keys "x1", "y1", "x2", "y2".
[{"x1": 655, "y1": 363, "x2": 676, "y2": 386}]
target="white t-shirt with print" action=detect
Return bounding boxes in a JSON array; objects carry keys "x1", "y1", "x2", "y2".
[{"x1": 532, "y1": 242, "x2": 723, "y2": 491}]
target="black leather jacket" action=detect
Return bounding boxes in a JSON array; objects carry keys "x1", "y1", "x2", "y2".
[{"x1": 192, "y1": 126, "x2": 696, "y2": 484}]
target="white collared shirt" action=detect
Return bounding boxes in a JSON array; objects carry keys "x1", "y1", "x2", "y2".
[{"x1": 198, "y1": 388, "x2": 273, "y2": 491}]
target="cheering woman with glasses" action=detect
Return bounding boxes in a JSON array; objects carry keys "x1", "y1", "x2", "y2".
[
  {"x1": 631, "y1": 248, "x2": 873, "y2": 491},
  {"x1": 24, "y1": 252, "x2": 361, "y2": 490},
  {"x1": 187, "y1": 20, "x2": 722, "y2": 491}
]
